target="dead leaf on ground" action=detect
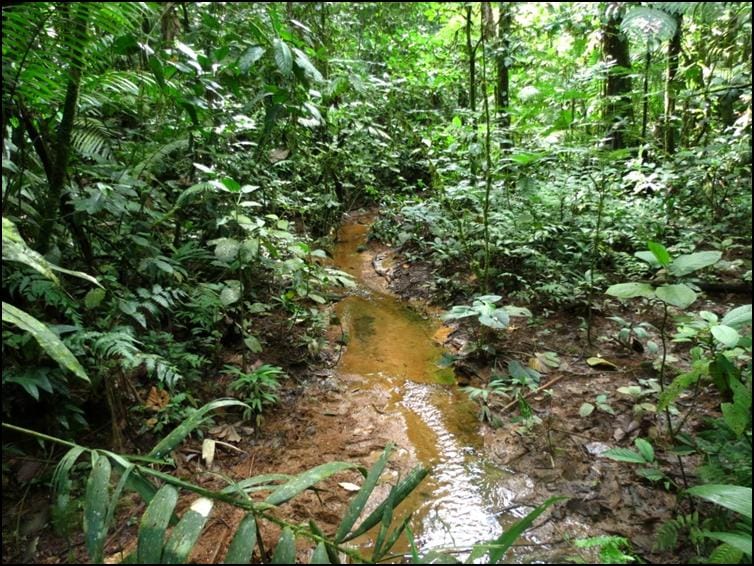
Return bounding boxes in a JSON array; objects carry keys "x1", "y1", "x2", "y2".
[
  {"x1": 146, "y1": 386, "x2": 169, "y2": 411},
  {"x1": 209, "y1": 423, "x2": 244, "y2": 443},
  {"x1": 432, "y1": 325, "x2": 454, "y2": 344},
  {"x1": 338, "y1": 482, "x2": 361, "y2": 492},
  {"x1": 529, "y1": 351, "x2": 561, "y2": 373},
  {"x1": 586, "y1": 357, "x2": 618, "y2": 371}
]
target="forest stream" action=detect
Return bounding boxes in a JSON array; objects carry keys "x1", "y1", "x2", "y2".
[{"x1": 332, "y1": 214, "x2": 519, "y2": 555}]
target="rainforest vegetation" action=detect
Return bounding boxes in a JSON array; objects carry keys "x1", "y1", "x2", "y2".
[{"x1": 2, "y1": 2, "x2": 752, "y2": 564}]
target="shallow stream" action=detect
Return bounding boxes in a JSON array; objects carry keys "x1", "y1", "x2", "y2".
[{"x1": 332, "y1": 216, "x2": 523, "y2": 555}]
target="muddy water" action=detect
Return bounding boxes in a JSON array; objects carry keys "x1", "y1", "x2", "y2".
[{"x1": 333, "y1": 216, "x2": 515, "y2": 555}]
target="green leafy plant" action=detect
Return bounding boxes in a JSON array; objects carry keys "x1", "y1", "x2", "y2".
[
  {"x1": 224, "y1": 364, "x2": 285, "y2": 425},
  {"x1": 603, "y1": 437, "x2": 671, "y2": 486},
  {"x1": 572, "y1": 535, "x2": 638, "y2": 564},
  {"x1": 579, "y1": 393, "x2": 615, "y2": 417}
]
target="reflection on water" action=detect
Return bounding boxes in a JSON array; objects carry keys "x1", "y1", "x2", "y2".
[{"x1": 333, "y1": 216, "x2": 511, "y2": 556}]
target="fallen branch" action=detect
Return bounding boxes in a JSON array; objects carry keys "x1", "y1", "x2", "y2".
[{"x1": 500, "y1": 373, "x2": 568, "y2": 414}]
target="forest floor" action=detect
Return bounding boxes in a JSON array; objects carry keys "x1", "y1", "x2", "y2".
[
  {"x1": 184, "y1": 211, "x2": 733, "y2": 563},
  {"x1": 4, "y1": 211, "x2": 740, "y2": 565}
]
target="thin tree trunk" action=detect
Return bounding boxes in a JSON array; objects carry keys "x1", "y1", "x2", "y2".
[
  {"x1": 466, "y1": 6, "x2": 477, "y2": 117},
  {"x1": 465, "y1": 5, "x2": 478, "y2": 176},
  {"x1": 37, "y1": 4, "x2": 89, "y2": 253},
  {"x1": 602, "y1": 6, "x2": 632, "y2": 150},
  {"x1": 663, "y1": 13, "x2": 682, "y2": 154},
  {"x1": 497, "y1": 2, "x2": 512, "y2": 150},
  {"x1": 641, "y1": 42, "x2": 651, "y2": 142}
]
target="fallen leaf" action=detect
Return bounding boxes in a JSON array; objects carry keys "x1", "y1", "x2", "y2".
[
  {"x1": 146, "y1": 386, "x2": 169, "y2": 411},
  {"x1": 209, "y1": 423, "x2": 243, "y2": 442},
  {"x1": 338, "y1": 482, "x2": 361, "y2": 492},
  {"x1": 586, "y1": 357, "x2": 618, "y2": 370},
  {"x1": 432, "y1": 325, "x2": 454, "y2": 344},
  {"x1": 531, "y1": 351, "x2": 560, "y2": 373},
  {"x1": 202, "y1": 438, "x2": 216, "y2": 467}
]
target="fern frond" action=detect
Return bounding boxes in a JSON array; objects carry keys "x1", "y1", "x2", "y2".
[
  {"x1": 131, "y1": 139, "x2": 190, "y2": 180},
  {"x1": 655, "y1": 512, "x2": 700, "y2": 551},
  {"x1": 91, "y1": 329, "x2": 141, "y2": 361},
  {"x1": 72, "y1": 118, "x2": 114, "y2": 161},
  {"x1": 709, "y1": 543, "x2": 744, "y2": 564}
]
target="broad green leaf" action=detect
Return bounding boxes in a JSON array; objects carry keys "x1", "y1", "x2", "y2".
[
  {"x1": 224, "y1": 513, "x2": 257, "y2": 564},
  {"x1": 52, "y1": 446, "x2": 86, "y2": 533},
  {"x1": 84, "y1": 452, "x2": 112, "y2": 563},
  {"x1": 265, "y1": 462, "x2": 357, "y2": 506},
  {"x1": 3, "y1": 217, "x2": 101, "y2": 287},
  {"x1": 634, "y1": 438, "x2": 654, "y2": 463},
  {"x1": 215, "y1": 239, "x2": 240, "y2": 262},
  {"x1": 220, "y1": 280, "x2": 242, "y2": 306},
  {"x1": 606, "y1": 282, "x2": 656, "y2": 300},
  {"x1": 271, "y1": 527, "x2": 296, "y2": 564},
  {"x1": 84, "y1": 288, "x2": 106, "y2": 309},
  {"x1": 336, "y1": 444, "x2": 393, "y2": 542},
  {"x1": 602, "y1": 448, "x2": 647, "y2": 464},
  {"x1": 162, "y1": 498, "x2": 213, "y2": 564},
  {"x1": 635, "y1": 250, "x2": 661, "y2": 268},
  {"x1": 648, "y1": 241, "x2": 671, "y2": 267},
  {"x1": 658, "y1": 364, "x2": 705, "y2": 411},
  {"x1": 636, "y1": 467, "x2": 665, "y2": 482},
  {"x1": 243, "y1": 335, "x2": 263, "y2": 353},
  {"x1": 51, "y1": 265, "x2": 102, "y2": 288},
  {"x1": 102, "y1": 465, "x2": 135, "y2": 558},
  {"x1": 441, "y1": 305, "x2": 477, "y2": 320},
  {"x1": 721, "y1": 400, "x2": 749, "y2": 436},
  {"x1": 310, "y1": 542, "x2": 330, "y2": 564},
  {"x1": 721, "y1": 305, "x2": 752, "y2": 329},
  {"x1": 504, "y1": 305, "x2": 532, "y2": 318},
  {"x1": 3, "y1": 217, "x2": 58, "y2": 283},
  {"x1": 2, "y1": 302, "x2": 89, "y2": 382},
  {"x1": 711, "y1": 325, "x2": 741, "y2": 348},
  {"x1": 346, "y1": 466, "x2": 428, "y2": 541},
  {"x1": 703, "y1": 532, "x2": 752, "y2": 557},
  {"x1": 669, "y1": 251, "x2": 722, "y2": 277},
  {"x1": 222, "y1": 177, "x2": 241, "y2": 192},
  {"x1": 309, "y1": 521, "x2": 340, "y2": 564},
  {"x1": 273, "y1": 38, "x2": 293, "y2": 76},
  {"x1": 175, "y1": 40, "x2": 198, "y2": 61},
  {"x1": 149, "y1": 399, "x2": 248, "y2": 459},
  {"x1": 138, "y1": 485, "x2": 179, "y2": 563},
  {"x1": 99, "y1": 450, "x2": 160, "y2": 507},
  {"x1": 478, "y1": 310, "x2": 508, "y2": 329},
  {"x1": 239, "y1": 45, "x2": 265, "y2": 73},
  {"x1": 221, "y1": 474, "x2": 291, "y2": 494},
  {"x1": 656, "y1": 284, "x2": 697, "y2": 309},
  {"x1": 687, "y1": 485, "x2": 752, "y2": 519},
  {"x1": 468, "y1": 496, "x2": 567, "y2": 563},
  {"x1": 293, "y1": 47, "x2": 323, "y2": 82},
  {"x1": 579, "y1": 403, "x2": 595, "y2": 417}
]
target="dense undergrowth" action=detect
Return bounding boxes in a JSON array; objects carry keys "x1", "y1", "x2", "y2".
[{"x1": 2, "y1": 2, "x2": 751, "y2": 564}]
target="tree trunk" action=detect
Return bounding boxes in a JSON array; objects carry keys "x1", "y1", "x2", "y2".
[
  {"x1": 497, "y1": 2, "x2": 512, "y2": 150},
  {"x1": 466, "y1": 6, "x2": 477, "y2": 117},
  {"x1": 465, "y1": 5, "x2": 478, "y2": 176},
  {"x1": 663, "y1": 13, "x2": 682, "y2": 154},
  {"x1": 37, "y1": 3, "x2": 89, "y2": 254},
  {"x1": 602, "y1": 6, "x2": 632, "y2": 150}
]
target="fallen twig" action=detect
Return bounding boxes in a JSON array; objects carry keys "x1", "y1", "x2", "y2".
[{"x1": 500, "y1": 374, "x2": 568, "y2": 414}]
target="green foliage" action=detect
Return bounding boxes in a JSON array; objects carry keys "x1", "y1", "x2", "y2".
[
  {"x1": 224, "y1": 364, "x2": 285, "y2": 424},
  {"x1": 573, "y1": 535, "x2": 637, "y2": 564}
]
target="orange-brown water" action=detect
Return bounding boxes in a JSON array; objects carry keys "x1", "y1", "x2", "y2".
[{"x1": 333, "y1": 215, "x2": 515, "y2": 555}]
